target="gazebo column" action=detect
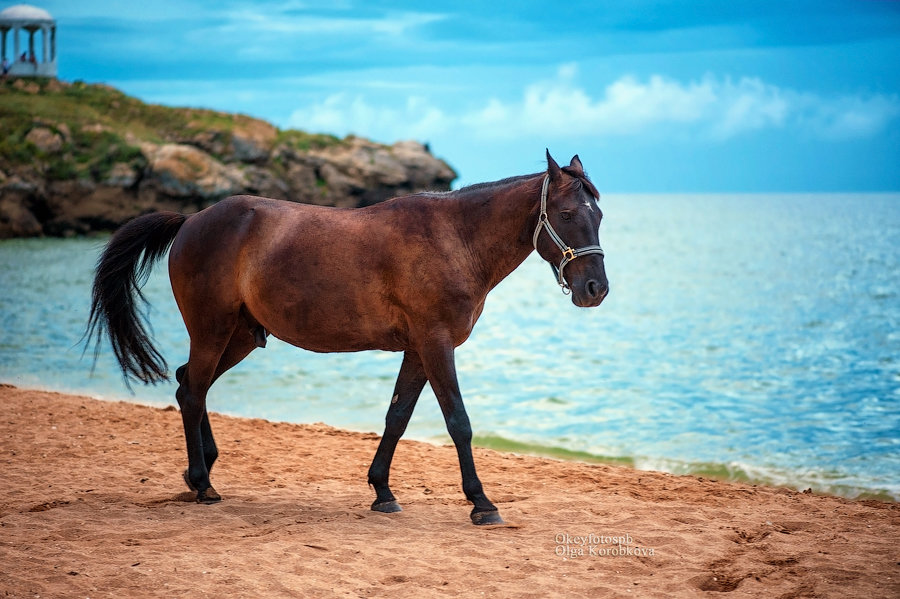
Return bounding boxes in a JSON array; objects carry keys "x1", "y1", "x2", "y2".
[
  {"x1": 13, "y1": 25, "x2": 19, "y2": 59},
  {"x1": 42, "y1": 25, "x2": 48, "y2": 63},
  {"x1": 50, "y1": 26, "x2": 55, "y2": 62},
  {"x1": 28, "y1": 28, "x2": 34, "y2": 61},
  {"x1": 1, "y1": 29, "x2": 7, "y2": 62}
]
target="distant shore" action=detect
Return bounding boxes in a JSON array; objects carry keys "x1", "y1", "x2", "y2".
[{"x1": 1, "y1": 384, "x2": 898, "y2": 598}]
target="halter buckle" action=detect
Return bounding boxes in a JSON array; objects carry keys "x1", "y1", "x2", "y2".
[{"x1": 562, "y1": 247, "x2": 576, "y2": 261}]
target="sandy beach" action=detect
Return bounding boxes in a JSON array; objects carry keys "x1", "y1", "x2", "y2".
[{"x1": 1, "y1": 384, "x2": 897, "y2": 598}]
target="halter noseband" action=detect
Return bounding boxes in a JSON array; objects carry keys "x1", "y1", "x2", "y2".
[{"x1": 532, "y1": 174, "x2": 605, "y2": 294}]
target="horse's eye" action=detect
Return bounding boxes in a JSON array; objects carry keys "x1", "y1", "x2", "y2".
[{"x1": 560, "y1": 211, "x2": 572, "y2": 221}]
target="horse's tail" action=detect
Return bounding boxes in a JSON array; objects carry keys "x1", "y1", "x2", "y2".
[{"x1": 84, "y1": 211, "x2": 187, "y2": 385}]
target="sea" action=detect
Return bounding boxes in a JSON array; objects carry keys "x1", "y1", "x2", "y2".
[{"x1": 1, "y1": 193, "x2": 898, "y2": 500}]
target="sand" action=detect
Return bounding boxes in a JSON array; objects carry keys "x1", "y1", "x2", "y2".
[{"x1": 0, "y1": 384, "x2": 897, "y2": 598}]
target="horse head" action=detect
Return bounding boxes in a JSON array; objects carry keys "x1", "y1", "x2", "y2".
[{"x1": 533, "y1": 150, "x2": 609, "y2": 307}]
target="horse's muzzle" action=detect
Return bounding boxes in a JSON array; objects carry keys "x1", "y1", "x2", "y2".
[{"x1": 574, "y1": 278, "x2": 609, "y2": 308}]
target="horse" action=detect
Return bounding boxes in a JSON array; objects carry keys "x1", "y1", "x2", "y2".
[{"x1": 85, "y1": 150, "x2": 609, "y2": 525}]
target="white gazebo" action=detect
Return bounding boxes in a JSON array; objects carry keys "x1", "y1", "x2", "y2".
[{"x1": 0, "y1": 4, "x2": 56, "y2": 77}]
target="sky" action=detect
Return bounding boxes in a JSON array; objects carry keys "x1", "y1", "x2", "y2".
[{"x1": 17, "y1": 0, "x2": 900, "y2": 191}]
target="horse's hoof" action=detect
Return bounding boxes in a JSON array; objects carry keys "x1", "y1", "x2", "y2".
[
  {"x1": 471, "y1": 509, "x2": 504, "y2": 525},
  {"x1": 184, "y1": 470, "x2": 220, "y2": 503},
  {"x1": 183, "y1": 469, "x2": 196, "y2": 492},
  {"x1": 196, "y1": 486, "x2": 222, "y2": 504},
  {"x1": 371, "y1": 499, "x2": 402, "y2": 513}
]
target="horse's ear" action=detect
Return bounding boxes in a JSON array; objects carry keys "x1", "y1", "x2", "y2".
[
  {"x1": 568, "y1": 155, "x2": 584, "y2": 176},
  {"x1": 546, "y1": 149, "x2": 562, "y2": 182}
]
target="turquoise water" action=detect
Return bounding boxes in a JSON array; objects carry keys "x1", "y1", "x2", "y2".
[{"x1": 1, "y1": 193, "x2": 898, "y2": 499}]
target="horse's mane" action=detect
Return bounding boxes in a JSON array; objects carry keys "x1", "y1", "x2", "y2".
[
  {"x1": 419, "y1": 173, "x2": 543, "y2": 199},
  {"x1": 419, "y1": 166, "x2": 598, "y2": 201}
]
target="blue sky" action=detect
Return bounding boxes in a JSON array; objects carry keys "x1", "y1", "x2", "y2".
[{"x1": 23, "y1": 0, "x2": 900, "y2": 191}]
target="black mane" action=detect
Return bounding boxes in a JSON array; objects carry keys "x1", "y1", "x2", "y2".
[
  {"x1": 419, "y1": 173, "x2": 544, "y2": 199},
  {"x1": 420, "y1": 167, "x2": 597, "y2": 201}
]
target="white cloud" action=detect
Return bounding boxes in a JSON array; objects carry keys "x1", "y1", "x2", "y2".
[
  {"x1": 464, "y1": 66, "x2": 897, "y2": 141},
  {"x1": 285, "y1": 65, "x2": 900, "y2": 144},
  {"x1": 796, "y1": 94, "x2": 900, "y2": 140},
  {"x1": 289, "y1": 93, "x2": 450, "y2": 142},
  {"x1": 711, "y1": 77, "x2": 789, "y2": 139}
]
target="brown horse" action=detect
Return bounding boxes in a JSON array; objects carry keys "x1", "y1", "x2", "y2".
[{"x1": 85, "y1": 151, "x2": 608, "y2": 525}]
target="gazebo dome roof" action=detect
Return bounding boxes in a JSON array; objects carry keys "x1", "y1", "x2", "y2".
[{"x1": 0, "y1": 4, "x2": 54, "y2": 23}]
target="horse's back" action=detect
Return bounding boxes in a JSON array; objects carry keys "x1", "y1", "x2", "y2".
[
  {"x1": 167, "y1": 194, "x2": 428, "y2": 351},
  {"x1": 167, "y1": 192, "x2": 483, "y2": 352}
]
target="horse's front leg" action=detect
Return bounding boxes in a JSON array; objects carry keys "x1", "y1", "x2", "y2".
[
  {"x1": 419, "y1": 338, "x2": 503, "y2": 525},
  {"x1": 368, "y1": 351, "x2": 428, "y2": 513}
]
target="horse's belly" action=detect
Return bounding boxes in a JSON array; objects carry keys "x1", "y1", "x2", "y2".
[{"x1": 248, "y1": 291, "x2": 409, "y2": 353}]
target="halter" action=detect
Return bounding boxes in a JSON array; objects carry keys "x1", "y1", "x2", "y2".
[{"x1": 532, "y1": 174, "x2": 605, "y2": 294}]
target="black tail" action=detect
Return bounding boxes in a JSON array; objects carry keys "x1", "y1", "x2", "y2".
[{"x1": 85, "y1": 211, "x2": 187, "y2": 385}]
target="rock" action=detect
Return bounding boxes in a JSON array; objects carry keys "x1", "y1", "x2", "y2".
[
  {"x1": 56, "y1": 123, "x2": 71, "y2": 143},
  {"x1": 282, "y1": 160, "x2": 321, "y2": 205},
  {"x1": 188, "y1": 131, "x2": 228, "y2": 158},
  {"x1": 103, "y1": 162, "x2": 139, "y2": 187},
  {"x1": 390, "y1": 140, "x2": 457, "y2": 189},
  {"x1": 231, "y1": 120, "x2": 277, "y2": 163},
  {"x1": 185, "y1": 116, "x2": 277, "y2": 164},
  {"x1": 43, "y1": 183, "x2": 145, "y2": 235},
  {"x1": 82, "y1": 123, "x2": 112, "y2": 135},
  {"x1": 303, "y1": 137, "x2": 457, "y2": 206},
  {"x1": 313, "y1": 137, "x2": 407, "y2": 185},
  {"x1": 141, "y1": 142, "x2": 247, "y2": 200},
  {"x1": 1, "y1": 176, "x2": 38, "y2": 194},
  {"x1": 43, "y1": 78, "x2": 69, "y2": 93},
  {"x1": 25, "y1": 127, "x2": 64, "y2": 153},
  {"x1": 12, "y1": 79, "x2": 39, "y2": 94},
  {"x1": 243, "y1": 166, "x2": 290, "y2": 200},
  {"x1": 0, "y1": 193, "x2": 42, "y2": 238}
]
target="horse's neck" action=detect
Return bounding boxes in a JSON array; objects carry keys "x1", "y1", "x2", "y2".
[{"x1": 456, "y1": 175, "x2": 543, "y2": 290}]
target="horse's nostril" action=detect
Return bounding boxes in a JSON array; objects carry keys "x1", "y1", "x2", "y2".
[{"x1": 585, "y1": 279, "x2": 609, "y2": 302}]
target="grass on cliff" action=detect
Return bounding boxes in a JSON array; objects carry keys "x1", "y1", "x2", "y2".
[{"x1": 0, "y1": 77, "x2": 345, "y2": 180}]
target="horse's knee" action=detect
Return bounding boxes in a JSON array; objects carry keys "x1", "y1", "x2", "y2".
[
  {"x1": 175, "y1": 363, "x2": 187, "y2": 384},
  {"x1": 384, "y1": 412, "x2": 410, "y2": 438},
  {"x1": 367, "y1": 449, "x2": 391, "y2": 483},
  {"x1": 446, "y1": 410, "x2": 472, "y2": 446}
]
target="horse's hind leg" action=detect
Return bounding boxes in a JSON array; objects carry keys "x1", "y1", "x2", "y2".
[
  {"x1": 368, "y1": 351, "x2": 428, "y2": 512},
  {"x1": 177, "y1": 317, "x2": 258, "y2": 499},
  {"x1": 176, "y1": 364, "x2": 217, "y2": 475},
  {"x1": 203, "y1": 322, "x2": 258, "y2": 473},
  {"x1": 176, "y1": 341, "x2": 225, "y2": 503}
]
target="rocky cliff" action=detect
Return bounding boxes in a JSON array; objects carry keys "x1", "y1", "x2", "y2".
[{"x1": 0, "y1": 78, "x2": 457, "y2": 238}]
